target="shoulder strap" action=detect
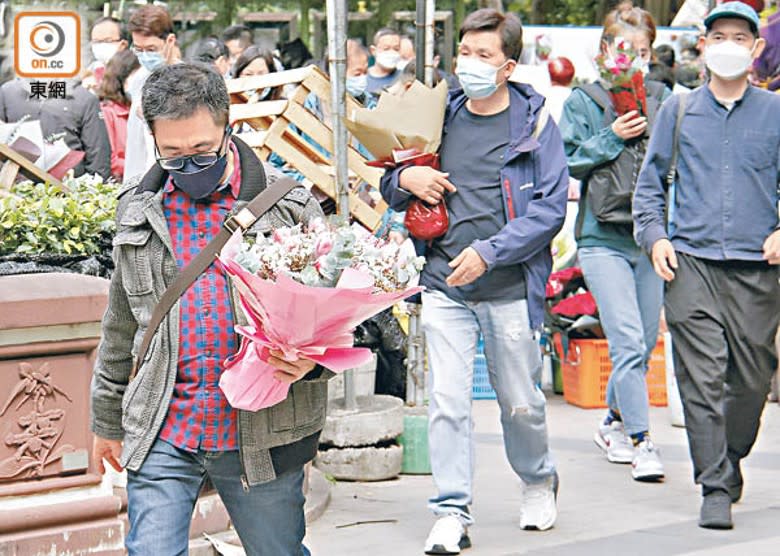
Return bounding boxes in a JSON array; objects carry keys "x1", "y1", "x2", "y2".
[
  {"x1": 532, "y1": 105, "x2": 550, "y2": 139},
  {"x1": 578, "y1": 83, "x2": 613, "y2": 115},
  {"x1": 666, "y1": 93, "x2": 688, "y2": 188},
  {"x1": 130, "y1": 177, "x2": 299, "y2": 379}
]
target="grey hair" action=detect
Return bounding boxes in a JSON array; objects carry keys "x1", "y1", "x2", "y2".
[{"x1": 142, "y1": 62, "x2": 229, "y2": 131}]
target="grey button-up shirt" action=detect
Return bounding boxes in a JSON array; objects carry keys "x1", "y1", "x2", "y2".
[{"x1": 634, "y1": 85, "x2": 780, "y2": 261}]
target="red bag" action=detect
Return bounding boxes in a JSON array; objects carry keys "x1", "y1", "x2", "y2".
[
  {"x1": 404, "y1": 199, "x2": 449, "y2": 241},
  {"x1": 395, "y1": 152, "x2": 449, "y2": 241}
]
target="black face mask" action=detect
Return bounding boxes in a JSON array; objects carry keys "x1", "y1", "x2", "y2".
[
  {"x1": 168, "y1": 154, "x2": 229, "y2": 200},
  {"x1": 158, "y1": 127, "x2": 232, "y2": 200}
]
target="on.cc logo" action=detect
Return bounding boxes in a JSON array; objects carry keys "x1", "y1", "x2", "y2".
[{"x1": 29, "y1": 20, "x2": 66, "y2": 58}]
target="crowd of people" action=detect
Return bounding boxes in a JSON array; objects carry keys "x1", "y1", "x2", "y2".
[{"x1": 1, "y1": 0, "x2": 778, "y2": 554}]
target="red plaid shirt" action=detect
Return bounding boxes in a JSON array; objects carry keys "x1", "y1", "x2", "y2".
[{"x1": 158, "y1": 145, "x2": 242, "y2": 452}]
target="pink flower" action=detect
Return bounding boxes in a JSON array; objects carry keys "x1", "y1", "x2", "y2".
[
  {"x1": 615, "y1": 53, "x2": 631, "y2": 68},
  {"x1": 273, "y1": 227, "x2": 292, "y2": 244},
  {"x1": 314, "y1": 235, "x2": 333, "y2": 258}
]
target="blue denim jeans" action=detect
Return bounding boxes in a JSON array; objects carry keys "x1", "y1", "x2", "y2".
[
  {"x1": 126, "y1": 438, "x2": 310, "y2": 556},
  {"x1": 578, "y1": 246, "x2": 664, "y2": 435},
  {"x1": 421, "y1": 290, "x2": 557, "y2": 526}
]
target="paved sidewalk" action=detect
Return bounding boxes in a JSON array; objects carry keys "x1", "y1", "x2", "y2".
[{"x1": 305, "y1": 397, "x2": 780, "y2": 555}]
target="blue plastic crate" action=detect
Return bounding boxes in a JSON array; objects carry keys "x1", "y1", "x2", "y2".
[{"x1": 473, "y1": 338, "x2": 497, "y2": 400}]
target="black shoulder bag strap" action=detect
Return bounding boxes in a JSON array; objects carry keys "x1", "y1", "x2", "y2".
[
  {"x1": 130, "y1": 177, "x2": 299, "y2": 380},
  {"x1": 666, "y1": 93, "x2": 688, "y2": 188}
]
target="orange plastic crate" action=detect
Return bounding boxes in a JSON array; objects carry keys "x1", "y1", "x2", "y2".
[{"x1": 554, "y1": 335, "x2": 668, "y2": 409}]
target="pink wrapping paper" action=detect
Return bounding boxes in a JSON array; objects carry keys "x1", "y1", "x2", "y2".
[{"x1": 217, "y1": 231, "x2": 422, "y2": 411}]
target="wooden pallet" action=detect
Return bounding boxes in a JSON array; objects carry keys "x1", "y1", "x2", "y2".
[
  {"x1": 0, "y1": 143, "x2": 63, "y2": 192},
  {"x1": 228, "y1": 66, "x2": 387, "y2": 231}
]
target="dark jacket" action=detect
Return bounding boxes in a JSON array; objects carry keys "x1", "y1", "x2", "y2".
[
  {"x1": 90, "y1": 138, "x2": 330, "y2": 485},
  {"x1": 380, "y1": 82, "x2": 570, "y2": 329},
  {"x1": 633, "y1": 84, "x2": 780, "y2": 261},
  {"x1": 0, "y1": 78, "x2": 111, "y2": 179}
]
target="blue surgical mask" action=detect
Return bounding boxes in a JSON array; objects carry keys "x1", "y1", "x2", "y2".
[
  {"x1": 346, "y1": 74, "x2": 368, "y2": 98},
  {"x1": 137, "y1": 51, "x2": 165, "y2": 72},
  {"x1": 456, "y1": 56, "x2": 507, "y2": 100}
]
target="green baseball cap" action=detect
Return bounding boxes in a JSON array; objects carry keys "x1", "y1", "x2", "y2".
[{"x1": 704, "y1": 1, "x2": 761, "y2": 33}]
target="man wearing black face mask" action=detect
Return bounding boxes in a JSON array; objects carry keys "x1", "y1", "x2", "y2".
[{"x1": 90, "y1": 62, "x2": 327, "y2": 555}]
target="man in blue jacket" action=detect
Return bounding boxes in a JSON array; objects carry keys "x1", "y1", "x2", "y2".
[
  {"x1": 633, "y1": 2, "x2": 780, "y2": 531},
  {"x1": 381, "y1": 9, "x2": 569, "y2": 554}
]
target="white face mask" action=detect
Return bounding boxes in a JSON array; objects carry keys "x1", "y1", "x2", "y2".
[
  {"x1": 92, "y1": 42, "x2": 120, "y2": 65},
  {"x1": 375, "y1": 50, "x2": 401, "y2": 71},
  {"x1": 704, "y1": 41, "x2": 755, "y2": 81}
]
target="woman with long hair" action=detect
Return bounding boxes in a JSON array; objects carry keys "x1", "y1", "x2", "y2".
[
  {"x1": 97, "y1": 49, "x2": 140, "y2": 181},
  {"x1": 232, "y1": 46, "x2": 284, "y2": 101},
  {"x1": 559, "y1": 7, "x2": 670, "y2": 482}
]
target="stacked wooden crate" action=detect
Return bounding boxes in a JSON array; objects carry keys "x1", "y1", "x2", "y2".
[{"x1": 228, "y1": 66, "x2": 387, "y2": 231}]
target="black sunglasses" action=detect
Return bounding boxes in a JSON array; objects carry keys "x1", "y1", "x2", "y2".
[{"x1": 156, "y1": 126, "x2": 232, "y2": 172}]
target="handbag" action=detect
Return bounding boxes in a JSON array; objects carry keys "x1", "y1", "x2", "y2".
[
  {"x1": 404, "y1": 199, "x2": 449, "y2": 241},
  {"x1": 398, "y1": 152, "x2": 449, "y2": 241},
  {"x1": 578, "y1": 82, "x2": 665, "y2": 226}
]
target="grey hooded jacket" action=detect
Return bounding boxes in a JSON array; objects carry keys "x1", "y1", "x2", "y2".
[{"x1": 90, "y1": 138, "x2": 330, "y2": 485}]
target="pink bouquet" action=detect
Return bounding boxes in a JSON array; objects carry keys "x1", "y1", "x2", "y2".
[
  {"x1": 595, "y1": 38, "x2": 648, "y2": 117},
  {"x1": 217, "y1": 218, "x2": 424, "y2": 411}
]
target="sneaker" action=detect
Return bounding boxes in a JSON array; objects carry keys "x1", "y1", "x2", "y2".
[
  {"x1": 594, "y1": 420, "x2": 633, "y2": 464},
  {"x1": 424, "y1": 515, "x2": 471, "y2": 555},
  {"x1": 699, "y1": 491, "x2": 733, "y2": 530},
  {"x1": 631, "y1": 439, "x2": 665, "y2": 482},
  {"x1": 519, "y1": 473, "x2": 559, "y2": 531}
]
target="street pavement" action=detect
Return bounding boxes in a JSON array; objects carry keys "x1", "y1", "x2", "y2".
[{"x1": 305, "y1": 396, "x2": 780, "y2": 555}]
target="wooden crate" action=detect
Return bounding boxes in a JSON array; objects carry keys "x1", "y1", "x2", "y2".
[
  {"x1": 228, "y1": 66, "x2": 387, "y2": 231},
  {"x1": 0, "y1": 143, "x2": 63, "y2": 192}
]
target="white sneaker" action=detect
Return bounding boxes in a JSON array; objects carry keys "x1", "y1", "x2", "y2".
[
  {"x1": 594, "y1": 420, "x2": 634, "y2": 464},
  {"x1": 424, "y1": 515, "x2": 471, "y2": 555},
  {"x1": 631, "y1": 439, "x2": 665, "y2": 482},
  {"x1": 519, "y1": 474, "x2": 558, "y2": 531}
]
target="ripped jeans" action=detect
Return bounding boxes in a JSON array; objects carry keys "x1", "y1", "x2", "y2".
[{"x1": 421, "y1": 290, "x2": 557, "y2": 526}]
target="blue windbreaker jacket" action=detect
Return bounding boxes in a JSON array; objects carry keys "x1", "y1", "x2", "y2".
[{"x1": 380, "y1": 82, "x2": 570, "y2": 329}]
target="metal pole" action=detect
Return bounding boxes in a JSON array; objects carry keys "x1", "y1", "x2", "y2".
[
  {"x1": 424, "y1": 0, "x2": 435, "y2": 87},
  {"x1": 415, "y1": 0, "x2": 426, "y2": 83},
  {"x1": 327, "y1": 0, "x2": 357, "y2": 411},
  {"x1": 405, "y1": 304, "x2": 418, "y2": 405}
]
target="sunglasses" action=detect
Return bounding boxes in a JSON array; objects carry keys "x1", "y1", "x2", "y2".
[{"x1": 155, "y1": 127, "x2": 232, "y2": 172}]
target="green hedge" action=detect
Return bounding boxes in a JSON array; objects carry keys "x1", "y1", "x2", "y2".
[{"x1": 0, "y1": 174, "x2": 118, "y2": 256}]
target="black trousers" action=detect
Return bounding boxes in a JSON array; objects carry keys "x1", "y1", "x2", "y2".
[{"x1": 664, "y1": 252, "x2": 780, "y2": 496}]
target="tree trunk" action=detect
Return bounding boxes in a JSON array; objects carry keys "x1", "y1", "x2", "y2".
[
  {"x1": 300, "y1": 0, "x2": 311, "y2": 48},
  {"x1": 454, "y1": 0, "x2": 466, "y2": 34}
]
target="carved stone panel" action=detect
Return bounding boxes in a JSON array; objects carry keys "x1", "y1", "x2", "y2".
[{"x1": 0, "y1": 355, "x2": 92, "y2": 483}]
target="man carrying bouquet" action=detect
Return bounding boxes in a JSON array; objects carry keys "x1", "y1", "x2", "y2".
[
  {"x1": 381, "y1": 9, "x2": 569, "y2": 554},
  {"x1": 634, "y1": 2, "x2": 780, "y2": 530},
  {"x1": 90, "y1": 63, "x2": 326, "y2": 555}
]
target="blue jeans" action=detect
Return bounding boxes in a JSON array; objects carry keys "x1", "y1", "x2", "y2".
[
  {"x1": 126, "y1": 438, "x2": 309, "y2": 556},
  {"x1": 578, "y1": 246, "x2": 663, "y2": 435},
  {"x1": 421, "y1": 290, "x2": 556, "y2": 526}
]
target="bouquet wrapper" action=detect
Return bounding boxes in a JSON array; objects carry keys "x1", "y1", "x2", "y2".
[
  {"x1": 217, "y1": 231, "x2": 423, "y2": 411},
  {"x1": 608, "y1": 72, "x2": 648, "y2": 117},
  {"x1": 344, "y1": 80, "x2": 448, "y2": 164}
]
